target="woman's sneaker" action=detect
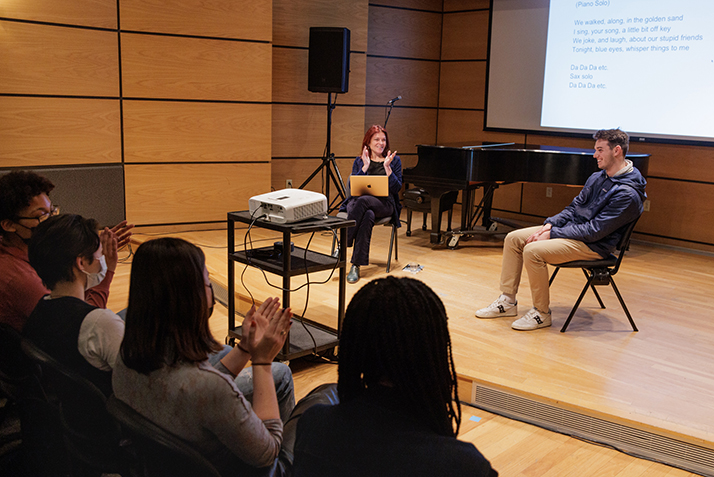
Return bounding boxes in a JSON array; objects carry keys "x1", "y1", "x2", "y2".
[
  {"x1": 511, "y1": 308, "x2": 552, "y2": 330},
  {"x1": 475, "y1": 295, "x2": 518, "y2": 318}
]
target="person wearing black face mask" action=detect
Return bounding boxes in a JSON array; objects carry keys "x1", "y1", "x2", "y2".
[
  {"x1": 0, "y1": 171, "x2": 131, "y2": 332},
  {"x1": 0, "y1": 171, "x2": 59, "y2": 331}
]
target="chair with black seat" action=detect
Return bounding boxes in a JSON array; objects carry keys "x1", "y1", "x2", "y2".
[
  {"x1": 549, "y1": 217, "x2": 640, "y2": 333},
  {"x1": 1, "y1": 324, "x2": 69, "y2": 475},
  {"x1": 0, "y1": 323, "x2": 30, "y2": 454},
  {"x1": 106, "y1": 394, "x2": 221, "y2": 477},
  {"x1": 332, "y1": 211, "x2": 398, "y2": 272},
  {"x1": 20, "y1": 338, "x2": 126, "y2": 476}
]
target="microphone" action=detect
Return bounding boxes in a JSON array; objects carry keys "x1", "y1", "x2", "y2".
[{"x1": 387, "y1": 95, "x2": 402, "y2": 104}]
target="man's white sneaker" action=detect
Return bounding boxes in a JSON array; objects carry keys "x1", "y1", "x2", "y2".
[
  {"x1": 511, "y1": 308, "x2": 552, "y2": 331},
  {"x1": 475, "y1": 295, "x2": 518, "y2": 318}
]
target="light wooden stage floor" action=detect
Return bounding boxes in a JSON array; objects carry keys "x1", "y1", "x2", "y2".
[{"x1": 108, "y1": 215, "x2": 714, "y2": 476}]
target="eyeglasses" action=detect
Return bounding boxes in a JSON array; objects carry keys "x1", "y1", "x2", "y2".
[{"x1": 15, "y1": 205, "x2": 60, "y2": 225}]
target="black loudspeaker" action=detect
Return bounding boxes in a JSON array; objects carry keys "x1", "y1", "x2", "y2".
[{"x1": 308, "y1": 27, "x2": 350, "y2": 93}]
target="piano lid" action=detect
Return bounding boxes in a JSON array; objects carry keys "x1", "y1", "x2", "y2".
[{"x1": 417, "y1": 143, "x2": 650, "y2": 159}]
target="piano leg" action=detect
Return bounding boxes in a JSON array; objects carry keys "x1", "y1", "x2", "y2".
[
  {"x1": 482, "y1": 187, "x2": 495, "y2": 229},
  {"x1": 429, "y1": 196, "x2": 443, "y2": 244}
]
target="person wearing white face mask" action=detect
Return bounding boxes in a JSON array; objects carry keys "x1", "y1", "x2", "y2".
[
  {"x1": 23, "y1": 214, "x2": 124, "y2": 396},
  {"x1": 0, "y1": 171, "x2": 133, "y2": 332}
]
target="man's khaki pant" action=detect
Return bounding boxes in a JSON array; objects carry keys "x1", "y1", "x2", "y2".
[{"x1": 500, "y1": 226, "x2": 601, "y2": 312}]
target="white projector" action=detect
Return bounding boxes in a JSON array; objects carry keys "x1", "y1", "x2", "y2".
[{"x1": 248, "y1": 189, "x2": 328, "y2": 224}]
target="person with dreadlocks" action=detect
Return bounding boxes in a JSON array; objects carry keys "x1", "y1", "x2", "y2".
[{"x1": 291, "y1": 276, "x2": 497, "y2": 476}]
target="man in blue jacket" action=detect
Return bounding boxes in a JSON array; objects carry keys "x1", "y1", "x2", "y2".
[{"x1": 475, "y1": 129, "x2": 647, "y2": 330}]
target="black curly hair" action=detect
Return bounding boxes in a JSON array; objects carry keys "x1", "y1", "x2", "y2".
[{"x1": 0, "y1": 171, "x2": 54, "y2": 237}]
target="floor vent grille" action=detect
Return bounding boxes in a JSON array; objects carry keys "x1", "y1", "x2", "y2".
[{"x1": 466, "y1": 383, "x2": 713, "y2": 476}]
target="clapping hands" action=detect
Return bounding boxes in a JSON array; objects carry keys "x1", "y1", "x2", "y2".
[
  {"x1": 361, "y1": 146, "x2": 371, "y2": 172},
  {"x1": 110, "y1": 220, "x2": 134, "y2": 249},
  {"x1": 384, "y1": 150, "x2": 397, "y2": 176},
  {"x1": 240, "y1": 297, "x2": 292, "y2": 364}
]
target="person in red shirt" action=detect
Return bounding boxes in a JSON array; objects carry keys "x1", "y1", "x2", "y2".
[{"x1": 0, "y1": 171, "x2": 131, "y2": 331}]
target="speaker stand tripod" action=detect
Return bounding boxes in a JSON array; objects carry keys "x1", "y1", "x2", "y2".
[{"x1": 299, "y1": 92, "x2": 347, "y2": 214}]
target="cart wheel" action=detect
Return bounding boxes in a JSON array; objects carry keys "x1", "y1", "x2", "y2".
[
  {"x1": 323, "y1": 347, "x2": 339, "y2": 361},
  {"x1": 406, "y1": 230, "x2": 412, "y2": 237}
]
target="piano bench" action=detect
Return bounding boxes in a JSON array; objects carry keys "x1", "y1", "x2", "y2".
[{"x1": 403, "y1": 189, "x2": 458, "y2": 237}]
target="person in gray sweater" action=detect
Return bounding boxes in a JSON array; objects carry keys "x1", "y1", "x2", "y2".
[{"x1": 112, "y1": 237, "x2": 294, "y2": 477}]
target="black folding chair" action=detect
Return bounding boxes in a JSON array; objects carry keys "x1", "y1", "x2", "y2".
[
  {"x1": 21, "y1": 338, "x2": 126, "y2": 476},
  {"x1": 333, "y1": 211, "x2": 398, "y2": 272},
  {"x1": 106, "y1": 394, "x2": 221, "y2": 477},
  {"x1": 1, "y1": 324, "x2": 69, "y2": 475},
  {"x1": 549, "y1": 218, "x2": 640, "y2": 332}
]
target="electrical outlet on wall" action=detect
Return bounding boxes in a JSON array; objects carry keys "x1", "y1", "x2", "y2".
[
  {"x1": 546, "y1": 187, "x2": 553, "y2": 198},
  {"x1": 286, "y1": 179, "x2": 293, "y2": 188},
  {"x1": 643, "y1": 199, "x2": 650, "y2": 212}
]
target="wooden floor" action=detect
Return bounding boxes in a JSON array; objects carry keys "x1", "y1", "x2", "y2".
[{"x1": 105, "y1": 215, "x2": 714, "y2": 476}]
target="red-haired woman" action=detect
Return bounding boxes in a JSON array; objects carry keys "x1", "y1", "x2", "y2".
[{"x1": 339, "y1": 125, "x2": 402, "y2": 283}]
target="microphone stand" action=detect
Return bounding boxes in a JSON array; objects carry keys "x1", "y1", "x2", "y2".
[{"x1": 384, "y1": 101, "x2": 395, "y2": 128}]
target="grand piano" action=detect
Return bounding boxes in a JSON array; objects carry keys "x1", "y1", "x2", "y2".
[{"x1": 403, "y1": 143, "x2": 650, "y2": 244}]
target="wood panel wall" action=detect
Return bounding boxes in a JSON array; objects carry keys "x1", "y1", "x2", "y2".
[
  {"x1": 435, "y1": 3, "x2": 714, "y2": 253},
  {"x1": 1, "y1": 0, "x2": 272, "y2": 228},
  {"x1": 269, "y1": 0, "x2": 442, "y2": 195},
  {"x1": 270, "y1": 1, "x2": 368, "y2": 196},
  {"x1": 365, "y1": 2, "x2": 442, "y2": 173}
]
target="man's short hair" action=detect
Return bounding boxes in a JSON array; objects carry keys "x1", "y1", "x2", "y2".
[
  {"x1": 593, "y1": 128, "x2": 629, "y2": 157},
  {"x1": 0, "y1": 171, "x2": 55, "y2": 237}
]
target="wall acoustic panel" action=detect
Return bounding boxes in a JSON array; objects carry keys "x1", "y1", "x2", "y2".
[
  {"x1": 636, "y1": 178, "x2": 714, "y2": 246},
  {"x1": 439, "y1": 61, "x2": 486, "y2": 110},
  {"x1": 123, "y1": 101, "x2": 271, "y2": 163},
  {"x1": 628, "y1": 143, "x2": 714, "y2": 183},
  {"x1": 364, "y1": 107, "x2": 437, "y2": 156},
  {"x1": 375, "y1": 0, "x2": 442, "y2": 10},
  {"x1": 125, "y1": 163, "x2": 271, "y2": 225},
  {"x1": 272, "y1": 0, "x2": 368, "y2": 50},
  {"x1": 120, "y1": 0, "x2": 271, "y2": 41},
  {"x1": 368, "y1": 7, "x2": 442, "y2": 60},
  {"x1": 121, "y1": 33, "x2": 271, "y2": 101},
  {"x1": 271, "y1": 104, "x2": 365, "y2": 158},
  {"x1": 365, "y1": 57, "x2": 439, "y2": 108},
  {"x1": 0, "y1": 97, "x2": 121, "y2": 167},
  {"x1": 528, "y1": 134, "x2": 595, "y2": 150},
  {"x1": 0, "y1": 165, "x2": 125, "y2": 226},
  {"x1": 492, "y1": 183, "x2": 524, "y2": 213},
  {"x1": 437, "y1": 110, "x2": 524, "y2": 145},
  {"x1": 444, "y1": 0, "x2": 490, "y2": 11},
  {"x1": 441, "y1": 11, "x2": 489, "y2": 60},
  {"x1": 0, "y1": 21, "x2": 119, "y2": 96},
  {"x1": 272, "y1": 48, "x2": 366, "y2": 105},
  {"x1": 271, "y1": 157, "x2": 354, "y2": 194},
  {"x1": 521, "y1": 183, "x2": 582, "y2": 219},
  {"x1": 0, "y1": 0, "x2": 117, "y2": 28}
]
